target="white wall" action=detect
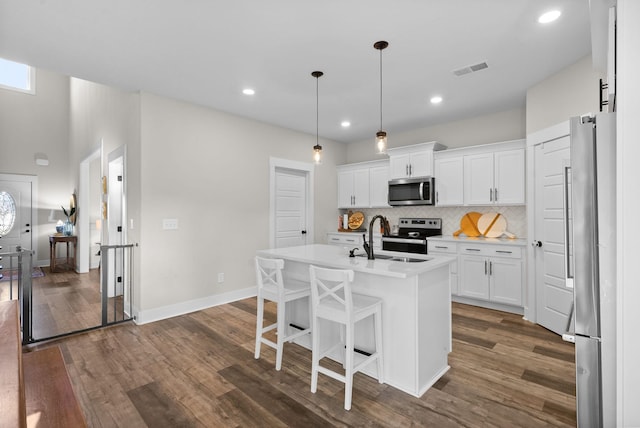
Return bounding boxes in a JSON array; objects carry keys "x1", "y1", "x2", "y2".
[
  {"x1": 526, "y1": 55, "x2": 602, "y2": 134},
  {"x1": 617, "y1": 1, "x2": 640, "y2": 425},
  {"x1": 346, "y1": 107, "x2": 526, "y2": 163},
  {"x1": 137, "y1": 93, "x2": 345, "y2": 318},
  {"x1": 0, "y1": 68, "x2": 70, "y2": 263}
]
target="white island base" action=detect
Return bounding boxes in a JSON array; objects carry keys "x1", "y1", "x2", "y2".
[{"x1": 257, "y1": 244, "x2": 453, "y2": 398}]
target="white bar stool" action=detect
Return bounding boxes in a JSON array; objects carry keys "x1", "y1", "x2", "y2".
[
  {"x1": 254, "y1": 256, "x2": 311, "y2": 371},
  {"x1": 308, "y1": 265, "x2": 384, "y2": 411}
]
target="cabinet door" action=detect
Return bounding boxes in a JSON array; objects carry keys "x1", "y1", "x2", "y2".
[
  {"x1": 494, "y1": 149, "x2": 525, "y2": 204},
  {"x1": 389, "y1": 154, "x2": 411, "y2": 179},
  {"x1": 369, "y1": 165, "x2": 390, "y2": 207},
  {"x1": 409, "y1": 151, "x2": 433, "y2": 177},
  {"x1": 459, "y1": 256, "x2": 489, "y2": 300},
  {"x1": 489, "y1": 257, "x2": 522, "y2": 305},
  {"x1": 434, "y1": 156, "x2": 464, "y2": 206},
  {"x1": 352, "y1": 168, "x2": 370, "y2": 207},
  {"x1": 464, "y1": 153, "x2": 494, "y2": 205},
  {"x1": 337, "y1": 170, "x2": 354, "y2": 208}
]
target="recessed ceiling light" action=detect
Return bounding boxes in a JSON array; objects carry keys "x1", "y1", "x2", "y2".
[
  {"x1": 341, "y1": 121, "x2": 351, "y2": 128},
  {"x1": 242, "y1": 88, "x2": 255, "y2": 95},
  {"x1": 538, "y1": 10, "x2": 561, "y2": 24},
  {"x1": 430, "y1": 96, "x2": 443, "y2": 104}
]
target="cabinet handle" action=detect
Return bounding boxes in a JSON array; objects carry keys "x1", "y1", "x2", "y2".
[
  {"x1": 435, "y1": 245, "x2": 448, "y2": 249},
  {"x1": 494, "y1": 188, "x2": 498, "y2": 202},
  {"x1": 489, "y1": 188, "x2": 493, "y2": 201},
  {"x1": 466, "y1": 248, "x2": 481, "y2": 252},
  {"x1": 436, "y1": 191, "x2": 439, "y2": 203},
  {"x1": 409, "y1": 164, "x2": 412, "y2": 176},
  {"x1": 489, "y1": 261, "x2": 493, "y2": 275},
  {"x1": 484, "y1": 260, "x2": 488, "y2": 275},
  {"x1": 406, "y1": 164, "x2": 409, "y2": 176},
  {"x1": 495, "y1": 250, "x2": 512, "y2": 254}
]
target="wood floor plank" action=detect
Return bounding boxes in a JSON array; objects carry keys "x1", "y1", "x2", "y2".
[{"x1": 19, "y1": 271, "x2": 577, "y2": 427}]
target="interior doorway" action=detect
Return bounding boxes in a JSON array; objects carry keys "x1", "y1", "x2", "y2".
[
  {"x1": 528, "y1": 123, "x2": 574, "y2": 335},
  {"x1": 269, "y1": 158, "x2": 314, "y2": 249}
]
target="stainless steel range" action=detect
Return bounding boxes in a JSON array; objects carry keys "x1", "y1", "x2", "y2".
[{"x1": 381, "y1": 218, "x2": 442, "y2": 254}]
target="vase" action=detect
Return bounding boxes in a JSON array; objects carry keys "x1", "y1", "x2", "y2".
[{"x1": 63, "y1": 220, "x2": 73, "y2": 236}]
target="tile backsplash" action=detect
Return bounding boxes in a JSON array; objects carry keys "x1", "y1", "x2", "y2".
[{"x1": 353, "y1": 205, "x2": 527, "y2": 239}]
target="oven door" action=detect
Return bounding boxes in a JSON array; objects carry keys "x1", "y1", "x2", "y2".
[{"x1": 382, "y1": 237, "x2": 428, "y2": 254}]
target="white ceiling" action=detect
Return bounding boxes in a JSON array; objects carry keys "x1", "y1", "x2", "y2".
[{"x1": 0, "y1": 0, "x2": 592, "y2": 143}]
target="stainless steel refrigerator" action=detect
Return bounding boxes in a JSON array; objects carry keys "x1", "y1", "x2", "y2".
[{"x1": 565, "y1": 112, "x2": 616, "y2": 427}]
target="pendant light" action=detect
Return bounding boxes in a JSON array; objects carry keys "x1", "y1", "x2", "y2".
[
  {"x1": 311, "y1": 71, "x2": 324, "y2": 164},
  {"x1": 374, "y1": 40, "x2": 389, "y2": 155}
]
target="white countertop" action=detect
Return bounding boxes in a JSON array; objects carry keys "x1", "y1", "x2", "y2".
[
  {"x1": 427, "y1": 235, "x2": 527, "y2": 246},
  {"x1": 257, "y1": 244, "x2": 455, "y2": 279}
]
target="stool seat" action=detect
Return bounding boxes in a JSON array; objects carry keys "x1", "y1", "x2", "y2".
[
  {"x1": 254, "y1": 256, "x2": 311, "y2": 371},
  {"x1": 309, "y1": 265, "x2": 384, "y2": 411}
]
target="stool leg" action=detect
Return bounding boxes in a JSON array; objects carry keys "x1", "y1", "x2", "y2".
[
  {"x1": 374, "y1": 307, "x2": 384, "y2": 384},
  {"x1": 275, "y1": 299, "x2": 286, "y2": 371},
  {"x1": 254, "y1": 295, "x2": 264, "y2": 359},
  {"x1": 344, "y1": 322, "x2": 355, "y2": 411},
  {"x1": 310, "y1": 314, "x2": 320, "y2": 393}
]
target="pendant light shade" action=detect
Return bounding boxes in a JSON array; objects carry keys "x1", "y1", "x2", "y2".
[
  {"x1": 311, "y1": 70, "x2": 324, "y2": 164},
  {"x1": 374, "y1": 40, "x2": 388, "y2": 155}
]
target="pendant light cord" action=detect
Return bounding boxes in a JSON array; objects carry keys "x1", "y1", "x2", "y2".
[
  {"x1": 379, "y1": 47, "x2": 383, "y2": 131},
  {"x1": 316, "y1": 75, "x2": 319, "y2": 146}
]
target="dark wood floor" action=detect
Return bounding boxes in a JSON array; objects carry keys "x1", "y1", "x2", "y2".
[{"x1": 26, "y1": 271, "x2": 577, "y2": 427}]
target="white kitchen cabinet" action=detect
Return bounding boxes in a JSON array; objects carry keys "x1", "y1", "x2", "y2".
[
  {"x1": 369, "y1": 164, "x2": 390, "y2": 207},
  {"x1": 327, "y1": 232, "x2": 380, "y2": 249},
  {"x1": 338, "y1": 167, "x2": 370, "y2": 208},
  {"x1": 458, "y1": 243, "x2": 523, "y2": 306},
  {"x1": 434, "y1": 155, "x2": 464, "y2": 206},
  {"x1": 387, "y1": 141, "x2": 446, "y2": 179},
  {"x1": 463, "y1": 143, "x2": 525, "y2": 206},
  {"x1": 427, "y1": 240, "x2": 458, "y2": 294},
  {"x1": 337, "y1": 160, "x2": 390, "y2": 208}
]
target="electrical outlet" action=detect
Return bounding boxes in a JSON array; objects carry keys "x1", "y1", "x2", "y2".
[
  {"x1": 217, "y1": 273, "x2": 224, "y2": 283},
  {"x1": 162, "y1": 218, "x2": 178, "y2": 230}
]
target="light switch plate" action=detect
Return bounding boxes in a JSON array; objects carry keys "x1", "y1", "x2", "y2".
[{"x1": 163, "y1": 218, "x2": 178, "y2": 230}]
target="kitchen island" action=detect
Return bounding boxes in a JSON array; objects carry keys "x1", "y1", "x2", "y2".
[{"x1": 257, "y1": 244, "x2": 455, "y2": 397}]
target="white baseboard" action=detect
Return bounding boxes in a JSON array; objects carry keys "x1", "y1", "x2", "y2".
[{"x1": 134, "y1": 286, "x2": 257, "y2": 325}]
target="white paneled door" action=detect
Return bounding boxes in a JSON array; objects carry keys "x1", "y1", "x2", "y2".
[
  {"x1": 0, "y1": 174, "x2": 33, "y2": 253},
  {"x1": 533, "y1": 136, "x2": 574, "y2": 335},
  {"x1": 274, "y1": 168, "x2": 307, "y2": 248}
]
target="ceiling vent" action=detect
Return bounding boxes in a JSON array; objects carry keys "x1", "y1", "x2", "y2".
[{"x1": 453, "y1": 61, "x2": 488, "y2": 77}]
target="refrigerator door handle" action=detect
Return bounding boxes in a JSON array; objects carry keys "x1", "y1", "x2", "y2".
[{"x1": 562, "y1": 164, "x2": 574, "y2": 289}]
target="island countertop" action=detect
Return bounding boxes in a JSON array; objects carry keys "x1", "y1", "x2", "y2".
[{"x1": 257, "y1": 244, "x2": 455, "y2": 279}]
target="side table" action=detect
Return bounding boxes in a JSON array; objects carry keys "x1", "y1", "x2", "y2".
[{"x1": 49, "y1": 235, "x2": 77, "y2": 272}]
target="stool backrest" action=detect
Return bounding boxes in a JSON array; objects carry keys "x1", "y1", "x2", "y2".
[
  {"x1": 309, "y1": 265, "x2": 355, "y2": 315},
  {"x1": 255, "y1": 256, "x2": 285, "y2": 296}
]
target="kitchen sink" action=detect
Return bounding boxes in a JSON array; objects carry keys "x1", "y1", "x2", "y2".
[{"x1": 353, "y1": 253, "x2": 428, "y2": 262}]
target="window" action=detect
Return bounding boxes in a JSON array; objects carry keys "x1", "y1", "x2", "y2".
[
  {"x1": 0, "y1": 191, "x2": 17, "y2": 236},
  {"x1": 0, "y1": 57, "x2": 35, "y2": 94}
]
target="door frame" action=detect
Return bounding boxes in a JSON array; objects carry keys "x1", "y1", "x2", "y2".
[
  {"x1": 0, "y1": 173, "x2": 38, "y2": 260},
  {"x1": 268, "y1": 157, "x2": 314, "y2": 248},
  {"x1": 77, "y1": 147, "x2": 102, "y2": 273},
  {"x1": 525, "y1": 120, "x2": 570, "y2": 323}
]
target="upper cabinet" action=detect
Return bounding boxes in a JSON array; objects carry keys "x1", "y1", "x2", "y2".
[
  {"x1": 434, "y1": 139, "x2": 525, "y2": 207},
  {"x1": 337, "y1": 160, "x2": 390, "y2": 209},
  {"x1": 387, "y1": 142, "x2": 446, "y2": 179},
  {"x1": 463, "y1": 142, "x2": 525, "y2": 205},
  {"x1": 434, "y1": 155, "x2": 464, "y2": 206}
]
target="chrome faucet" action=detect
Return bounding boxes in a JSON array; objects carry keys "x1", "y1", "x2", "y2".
[{"x1": 364, "y1": 215, "x2": 390, "y2": 260}]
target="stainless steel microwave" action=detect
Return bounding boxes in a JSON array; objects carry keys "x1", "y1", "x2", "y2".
[{"x1": 388, "y1": 176, "x2": 435, "y2": 206}]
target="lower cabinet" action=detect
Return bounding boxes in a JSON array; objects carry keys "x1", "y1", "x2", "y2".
[
  {"x1": 429, "y1": 239, "x2": 524, "y2": 312},
  {"x1": 427, "y1": 241, "x2": 458, "y2": 295},
  {"x1": 458, "y1": 243, "x2": 523, "y2": 306},
  {"x1": 327, "y1": 232, "x2": 380, "y2": 249}
]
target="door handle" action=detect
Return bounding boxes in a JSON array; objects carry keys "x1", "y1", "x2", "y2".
[
  {"x1": 301, "y1": 230, "x2": 307, "y2": 235},
  {"x1": 531, "y1": 240, "x2": 542, "y2": 248},
  {"x1": 562, "y1": 165, "x2": 574, "y2": 288}
]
